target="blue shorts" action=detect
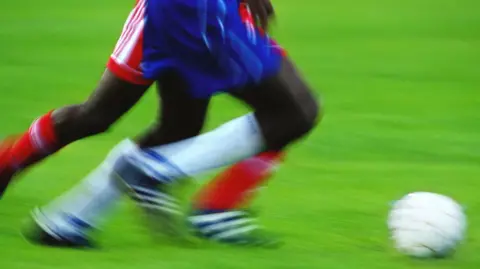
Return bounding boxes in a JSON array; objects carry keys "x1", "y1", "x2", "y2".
[{"x1": 141, "y1": 0, "x2": 283, "y2": 98}]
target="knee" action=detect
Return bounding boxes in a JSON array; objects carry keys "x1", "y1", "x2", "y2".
[
  {"x1": 290, "y1": 90, "x2": 322, "y2": 139},
  {"x1": 283, "y1": 84, "x2": 322, "y2": 142},
  {"x1": 258, "y1": 90, "x2": 321, "y2": 151}
]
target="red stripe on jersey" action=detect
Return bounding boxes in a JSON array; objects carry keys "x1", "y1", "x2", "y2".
[
  {"x1": 114, "y1": 0, "x2": 145, "y2": 57},
  {"x1": 114, "y1": 7, "x2": 139, "y2": 56},
  {"x1": 125, "y1": 30, "x2": 145, "y2": 71}
]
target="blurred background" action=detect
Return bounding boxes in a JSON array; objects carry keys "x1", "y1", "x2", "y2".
[{"x1": 0, "y1": 0, "x2": 479, "y2": 268}]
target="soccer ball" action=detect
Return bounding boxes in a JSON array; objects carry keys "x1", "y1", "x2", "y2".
[{"x1": 387, "y1": 192, "x2": 467, "y2": 258}]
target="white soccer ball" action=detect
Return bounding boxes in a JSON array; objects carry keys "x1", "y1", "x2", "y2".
[{"x1": 387, "y1": 192, "x2": 467, "y2": 258}]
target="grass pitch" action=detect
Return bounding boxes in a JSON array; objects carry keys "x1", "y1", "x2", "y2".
[{"x1": 0, "y1": 0, "x2": 479, "y2": 268}]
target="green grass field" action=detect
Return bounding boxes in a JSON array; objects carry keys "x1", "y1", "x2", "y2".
[{"x1": 1, "y1": 0, "x2": 479, "y2": 268}]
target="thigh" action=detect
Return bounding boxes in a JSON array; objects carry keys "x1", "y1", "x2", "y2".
[
  {"x1": 136, "y1": 71, "x2": 210, "y2": 148},
  {"x1": 52, "y1": 70, "x2": 151, "y2": 142},
  {"x1": 229, "y1": 57, "x2": 320, "y2": 150},
  {"x1": 157, "y1": 72, "x2": 211, "y2": 131},
  {"x1": 82, "y1": 70, "x2": 150, "y2": 119},
  {"x1": 230, "y1": 57, "x2": 318, "y2": 117}
]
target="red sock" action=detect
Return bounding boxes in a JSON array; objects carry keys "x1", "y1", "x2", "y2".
[
  {"x1": 194, "y1": 151, "x2": 284, "y2": 210},
  {"x1": 8, "y1": 111, "x2": 60, "y2": 171}
]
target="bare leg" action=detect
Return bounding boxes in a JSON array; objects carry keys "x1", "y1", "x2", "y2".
[{"x1": 0, "y1": 70, "x2": 150, "y2": 196}]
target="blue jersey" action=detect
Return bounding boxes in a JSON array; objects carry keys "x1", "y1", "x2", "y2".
[{"x1": 141, "y1": 0, "x2": 283, "y2": 98}]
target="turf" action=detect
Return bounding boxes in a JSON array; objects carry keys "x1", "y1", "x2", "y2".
[{"x1": 0, "y1": 0, "x2": 479, "y2": 268}]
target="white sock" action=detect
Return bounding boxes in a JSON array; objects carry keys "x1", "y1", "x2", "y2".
[
  {"x1": 125, "y1": 113, "x2": 265, "y2": 181},
  {"x1": 37, "y1": 113, "x2": 263, "y2": 235},
  {"x1": 38, "y1": 140, "x2": 137, "y2": 235}
]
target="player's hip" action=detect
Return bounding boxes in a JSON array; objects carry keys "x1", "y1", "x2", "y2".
[
  {"x1": 140, "y1": 28, "x2": 284, "y2": 98},
  {"x1": 107, "y1": 0, "x2": 286, "y2": 92},
  {"x1": 107, "y1": 0, "x2": 150, "y2": 85}
]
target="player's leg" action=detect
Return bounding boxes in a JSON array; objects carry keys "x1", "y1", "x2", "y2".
[
  {"x1": 105, "y1": 1, "x2": 320, "y2": 244},
  {"x1": 19, "y1": 1, "x2": 278, "y2": 247},
  {"x1": 188, "y1": 2, "x2": 287, "y2": 238},
  {"x1": 192, "y1": 151, "x2": 283, "y2": 212},
  {"x1": 188, "y1": 152, "x2": 285, "y2": 247},
  {"x1": 148, "y1": 2, "x2": 308, "y2": 244},
  {"x1": 18, "y1": 75, "x2": 150, "y2": 246},
  {"x1": 134, "y1": 75, "x2": 210, "y2": 148},
  {"x1": 107, "y1": 3, "x2": 311, "y2": 180},
  {"x1": 25, "y1": 91, "x2": 273, "y2": 247},
  {"x1": 0, "y1": 0, "x2": 151, "y2": 197},
  {"x1": 119, "y1": 72, "x2": 211, "y2": 240},
  {"x1": 25, "y1": 0, "x2": 314, "y2": 247},
  {"x1": 24, "y1": 81, "x2": 281, "y2": 247},
  {"x1": 108, "y1": 68, "x2": 319, "y2": 244},
  {"x1": 126, "y1": 0, "x2": 286, "y2": 242},
  {"x1": 187, "y1": 56, "x2": 320, "y2": 244},
  {"x1": 233, "y1": 59, "x2": 320, "y2": 151},
  {"x1": 23, "y1": 72, "x2": 210, "y2": 247},
  {"x1": 106, "y1": 101, "x2": 314, "y2": 246},
  {"x1": 24, "y1": 70, "x2": 311, "y2": 247},
  {"x1": 190, "y1": 0, "x2": 280, "y2": 208},
  {"x1": 0, "y1": 71, "x2": 149, "y2": 195}
]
